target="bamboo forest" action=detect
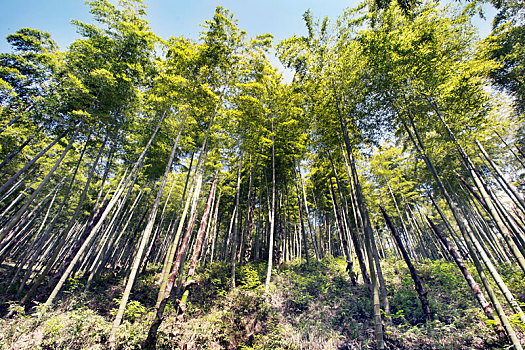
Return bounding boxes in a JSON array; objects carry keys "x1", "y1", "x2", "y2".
[{"x1": 0, "y1": 0, "x2": 524, "y2": 348}]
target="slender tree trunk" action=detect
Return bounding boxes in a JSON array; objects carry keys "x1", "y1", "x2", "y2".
[
  {"x1": 0, "y1": 131, "x2": 75, "y2": 244},
  {"x1": 494, "y1": 130, "x2": 525, "y2": 169},
  {"x1": 329, "y1": 179, "x2": 357, "y2": 285},
  {"x1": 380, "y1": 207, "x2": 432, "y2": 321},
  {"x1": 231, "y1": 155, "x2": 243, "y2": 287},
  {"x1": 265, "y1": 119, "x2": 276, "y2": 294},
  {"x1": 371, "y1": 227, "x2": 390, "y2": 320},
  {"x1": 109, "y1": 109, "x2": 189, "y2": 345},
  {"x1": 469, "y1": 166, "x2": 525, "y2": 272},
  {"x1": 0, "y1": 125, "x2": 42, "y2": 173},
  {"x1": 426, "y1": 217, "x2": 498, "y2": 322},
  {"x1": 144, "y1": 172, "x2": 218, "y2": 349},
  {"x1": 295, "y1": 180, "x2": 310, "y2": 265},
  {"x1": 45, "y1": 111, "x2": 167, "y2": 310},
  {"x1": 155, "y1": 143, "x2": 211, "y2": 308},
  {"x1": 460, "y1": 204, "x2": 525, "y2": 324},
  {"x1": 363, "y1": 218, "x2": 384, "y2": 349},
  {"x1": 461, "y1": 219, "x2": 523, "y2": 349},
  {"x1": 209, "y1": 191, "x2": 221, "y2": 264},
  {"x1": 476, "y1": 140, "x2": 525, "y2": 214},
  {"x1": 332, "y1": 154, "x2": 371, "y2": 288},
  {"x1": 298, "y1": 164, "x2": 320, "y2": 262},
  {"x1": 0, "y1": 129, "x2": 68, "y2": 198}
]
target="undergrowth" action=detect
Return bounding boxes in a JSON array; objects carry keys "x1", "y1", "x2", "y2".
[{"x1": 0, "y1": 257, "x2": 524, "y2": 349}]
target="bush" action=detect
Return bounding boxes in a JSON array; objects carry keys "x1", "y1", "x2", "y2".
[
  {"x1": 110, "y1": 299, "x2": 149, "y2": 323},
  {"x1": 41, "y1": 307, "x2": 109, "y2": 349}
]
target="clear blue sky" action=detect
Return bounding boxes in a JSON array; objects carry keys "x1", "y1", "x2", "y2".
[
  {"x1": 0, "y1": 0, "x2": 496, "y2": 81},
  {"x1": 0, "y1": 0, "x2": 355, "y2": 51}
]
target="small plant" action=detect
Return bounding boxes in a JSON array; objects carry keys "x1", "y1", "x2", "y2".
[
  {"x1": 389, "y1": 309, "x2": 408, "y2": 324},
  {"x1": 7, "y1": 302, "x2": 25, "y2": 317},
  {"x1": 111, "y1": 298, "x2": 149, "y2": 323},
  {"x1": 240, "y1": 265, "x2": 262, "y2": 290},
  {"x1": 0, "y1": 303, "x2": 31, "y2": 349},
  {"x1": 41, "y1": 307, "x2": 109, "y2": 349},
  {"x1": 509, "y1": 311, "x2": 525, "y2": 332},
  {"x1": 114, "y1": 319, "x2": 149, "y2": 350},
  {"x1": 65, "y1": 276, "x2": 84, "y2": 294}
]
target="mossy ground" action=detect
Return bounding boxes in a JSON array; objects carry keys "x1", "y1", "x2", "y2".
[{"x1": 0, "y1": 257, "x2": 524, "y2": 349}]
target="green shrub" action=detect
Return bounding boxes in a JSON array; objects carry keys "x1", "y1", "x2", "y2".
[
  {"x1": 240, "y1": 265, "x2": 262, "y2": 290},
  {"x1": 110, "y1": 299, "x2": 149, "y2": 323},
  {"x1": 41, "y1": 307, "x2": 109, "y2": 349}
]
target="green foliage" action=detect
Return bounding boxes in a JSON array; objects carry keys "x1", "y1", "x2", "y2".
[
  {"x1": 0, "y1": 27, "x2": 58, "y2": 105},
  {"x1": 65, "y1": 276, "x2": 84, "y2": 294},
  {"x1": 0, "y1": 0, "x2": 524, "y2": 349},
  {"x1": 499, "y1": 262, "x2": 525, "y2": 300},
  {"x1": 239, "y1": 264, "x2": 263, "y2": 290},
  {"x1": 0, "y1": 257, "x2": 511, "y2": 349},
  {"x1": 40, "y1": 307, "x2": 109, "y2": 349},
  {"x1": 192, "y1": 261, "x2": 232, "y2": 305},
  {"x1": 484, "y1": 23, "x2": 525, "y2": 115},
  {"x1": 113, "y1": 318, "x2": 150, "y2": 350},
  {"x1": 111, "y1": 298, "x2": 149, "y2": 323},
  {"x1": 241, "y1": 317, "x2": 296, "y2": 350},
  {"x1": 0, "y1": 303, "x2": 31, "y2": 350}
]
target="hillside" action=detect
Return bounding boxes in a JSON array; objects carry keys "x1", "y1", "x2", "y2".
[{"x1": 1, "y1": 258, "x2": 524, "y2": 349}]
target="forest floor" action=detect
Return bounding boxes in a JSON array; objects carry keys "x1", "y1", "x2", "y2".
[{"x1": 0, "y1": 257, "x2": 524, "y2": 349}]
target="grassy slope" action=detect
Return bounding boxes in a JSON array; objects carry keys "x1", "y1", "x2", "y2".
[{"x1": 0, "y1": 257, "x2": 524, "y2": 349}]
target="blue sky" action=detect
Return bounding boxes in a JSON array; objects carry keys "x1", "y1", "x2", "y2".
[
  {"x1": 0, "y1": 0, "x2": 353, "y2": 51},
  {"x1": 0, "y1": 0, "x2": 496, "y2": 81}
]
